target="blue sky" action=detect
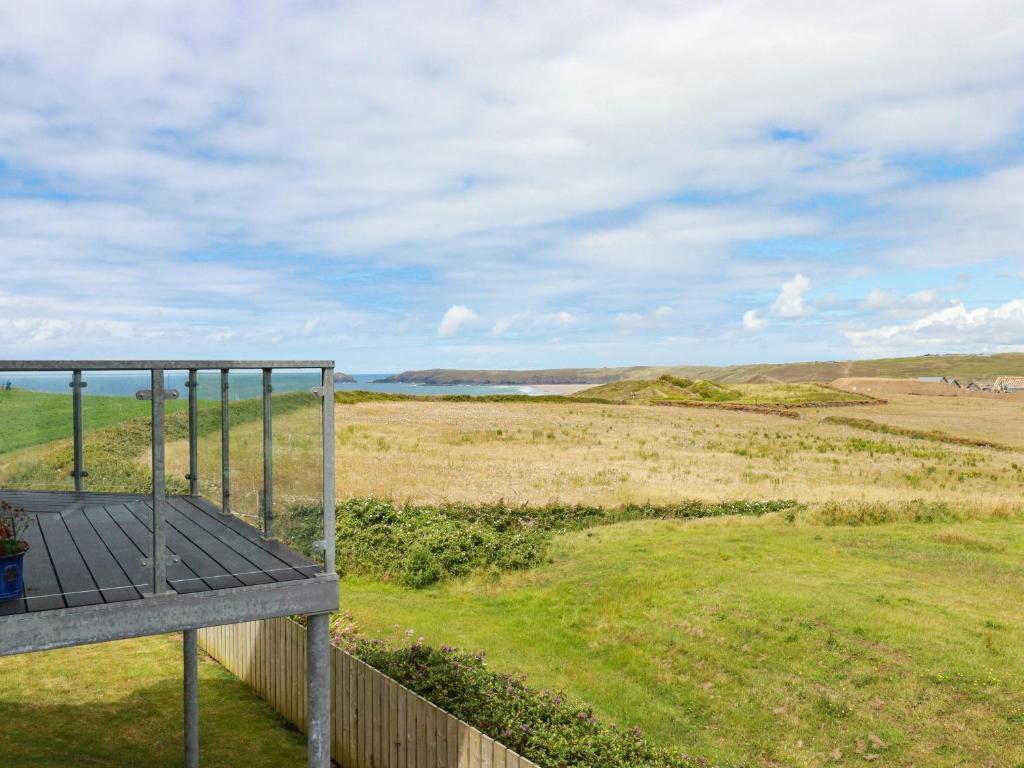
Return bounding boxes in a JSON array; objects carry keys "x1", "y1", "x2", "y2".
[{"x1": 1, "y1": 1, "x2": 1023, "y2": 372}]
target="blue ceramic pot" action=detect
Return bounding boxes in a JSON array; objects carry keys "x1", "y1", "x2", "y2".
[{"x1": 0, "y1": 545, "x2": 27, "y2": 602}]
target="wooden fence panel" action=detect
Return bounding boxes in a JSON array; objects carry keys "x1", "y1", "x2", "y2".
[{"x1": 198, "y1": 618, "x2": 540, "y2": 768}]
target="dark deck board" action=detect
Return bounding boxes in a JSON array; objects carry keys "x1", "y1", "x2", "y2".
[
  {"x1": 0, "y1": 490, "x2": 321, "y2": 616},
  {"x1": 168, "y1": 497, "x2": 305, "y2": 583},
  {"x1": 127, "y1": 503, "x2": 244, "y2": 591},
  {"x1": 107, "y1": 504, "x2": 209, "y2": 594},
  {"x1": 35, "y1": 513, "x2": 103, "y2": 608},
  {"x1": 152, "y1": 500, "x2": 273, "y2": 588},
  {"x1": 83, "y1": 505, "x2": 154, "y2": 594},
  {"x1": 64, "y1": 508, "x2": 141, "y2": 603},
  {"x1": 16, "y1": 522, "x2": 65, "y2": 612},
  {"x1": 188, "y1": 495, "x2": 321, "y2": 572}
]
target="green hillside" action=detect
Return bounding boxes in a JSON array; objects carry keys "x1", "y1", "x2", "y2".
[
  {"x1": 654, "y1": 352, "x2": 1024, "y2": 384},
  {"x1": 377, "y1": 353, "x2": 1024, "y2": 386}
]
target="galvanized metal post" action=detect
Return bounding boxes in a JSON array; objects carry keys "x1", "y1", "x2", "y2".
[
  {"x1": 321, "y1": 367, "x2": 335, "y2": 574},
  {"x1": 262, "y1": 368, "x2": 273, "y2": 539},
  {"x1": 220, "y1": 369, "x2": 230, "y2": 516},
  {"x1": 183, "y1": 627, "x2": 199, "y2": 768},
  {"x1": 187, "y1": 369, "x2": 199, "y2": 496},
  {"x1": 151, "y1": 368, "x2": 167, "y2": 595},
  {"x1": 306, "y1": 612, "x2": 331, "y2": 768},
  {"x1": 71, "y1": 369, "x2": 85, "y2": 491}
]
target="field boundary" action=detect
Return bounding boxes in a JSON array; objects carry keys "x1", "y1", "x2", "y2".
[
  {"x1": 650, "y1": 386, "x2": 884, "y2": 418},
  {"x1": 821, "y1": 415, "x2": 1018, "y2": 452},
  {"x1": 198, "y1": 617, "x2": 539, "y2": 768}
]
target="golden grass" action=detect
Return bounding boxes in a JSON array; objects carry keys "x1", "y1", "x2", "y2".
[
  {"x1": 164, "y1": 388, "x2": 1024, "y2": 516},
  {"x1": 830, "y1": 378, "x2": 1024, "y2": 446}
]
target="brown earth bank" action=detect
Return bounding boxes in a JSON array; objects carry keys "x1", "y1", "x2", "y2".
[{"x1": 831, "y1": 376, "x2": 1024, "y2": 399}]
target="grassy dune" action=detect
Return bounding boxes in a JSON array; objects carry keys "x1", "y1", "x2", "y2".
[{"x1": 577, "y1": 377, "x2": 868, "y2": 404}]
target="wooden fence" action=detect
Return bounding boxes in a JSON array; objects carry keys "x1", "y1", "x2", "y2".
[{"x1": 199, "y1": 617, "x2": 540, "y2": 768}]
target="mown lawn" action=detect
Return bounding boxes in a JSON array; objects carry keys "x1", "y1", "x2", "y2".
[
  {"x1": 0, "y1": 634, "x2": 307, "y2": 767},
  {"x1": 342, "y1": 515, "x2": 1024, "y2": 767},
  {"x1": 0, "y1": 388, "x2": 188, "y2": 455}
]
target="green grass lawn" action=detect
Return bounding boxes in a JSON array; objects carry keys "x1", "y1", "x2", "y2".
[
  {"x1": 0, "y1": 634, "x2": 307, "y2": 767},
  {"x1": 0, "y1": 388, "x2": 188, "y2": 455},
  {"x1": 341, "y1": 515, "x2": 1024, "y2": 767}
]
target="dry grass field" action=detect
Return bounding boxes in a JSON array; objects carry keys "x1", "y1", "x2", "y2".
[{"x1": 163, "y1": 381, "x2": 1024, "y2": 517}]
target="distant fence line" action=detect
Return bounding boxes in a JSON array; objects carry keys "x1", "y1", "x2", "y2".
[{"x1": 198, "y1": 617, "x2": 540, "y2": 768}]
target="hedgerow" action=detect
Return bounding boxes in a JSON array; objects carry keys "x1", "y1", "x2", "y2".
[
  {"x1": 280, "y1": 498, "x2": 796, "y2": 587},
  {"x1": 331, "y1": 616, "x2": 735, "y2": 768}
]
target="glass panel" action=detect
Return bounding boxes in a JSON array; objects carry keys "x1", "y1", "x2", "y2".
[
  {"x1": 192, "y1": 370, "x2": 225, "y2": 507},
  {"x1": 0, "y1": 371, "x2": 75, "y2": 491},
  {"x1": 202, "y1": 370, "x2": 264, "y2": 527},
  {"x1": 271, "y1": 368, "x2": 324, "y2": 563},
  {"x1": 78, "y1": 369, "x2": 168, "y2": 494}
]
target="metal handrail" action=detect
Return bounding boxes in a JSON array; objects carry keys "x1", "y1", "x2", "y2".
[
  {"x1": 0, "y1": 360, "x2": 332, "y2": 371},
  {"x1": 0, "y1": 360, "x2": 337, "y2": 594}
]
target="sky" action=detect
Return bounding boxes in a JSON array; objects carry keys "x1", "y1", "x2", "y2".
[{"x1": 1, "y1": 1, "x2": 1023, "y2": 372}]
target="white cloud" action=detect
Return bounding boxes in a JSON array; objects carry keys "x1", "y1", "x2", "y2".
[
  {"x1": 770, "y1": 273, "x2": 813, "y2": 318},
  {"x1": 863, "y1": 288, "x2": 939, "y2": 310},
  {"x1": 742, "y1": 309, "x2": 766, "y2": 331},
  {"x1": 1, "y1": 2, "x2": 1023, "y2": 365},
  {"x1": 438, "y1": 305, "x2": 479, "y2": 337},
  {"x1": 547, "y1": 311, "x2": 577, "y2": 328},
  {"x1": 614, "y1": 305, "x2": 676, "y2": 332},
  {"x1": 492, "y1": 310, "x2": 577, "y2": 336},
  {"x1": 846, "y1": 299, "x2": 1024, "y2": 353},
  {"x1": 491, "y1": 314, "x2": 525, "y2": 337}
]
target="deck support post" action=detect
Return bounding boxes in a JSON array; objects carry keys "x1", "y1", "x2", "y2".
[
  {"x1": 71, "y1": 369, "x2": 85, "y2": 491},
  {"x1": 220, "y1": 369, "x2": 230, "y2": 516},
  {"x1": 187, "y1": 369, "x2": 199, "y2": 496},
  {"x1": 321, "y1": 367, "x2": 335, "y2": 574},
  {"x1": 151, "y1": 368, "x2": 167, "y2": 595},
  {"x1": 184, "y1": 627, "x2": 199, "y2": 768},
  {"x1": 306, "y1": 612, "x2": 331, "y2": 768},
  {"x1": 262, "y1": 368, "x2": 273, "y2": 539}
]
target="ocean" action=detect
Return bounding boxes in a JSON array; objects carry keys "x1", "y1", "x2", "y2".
[{"x1": 1, "y1": 371, "x2": 543, "y2": 400}]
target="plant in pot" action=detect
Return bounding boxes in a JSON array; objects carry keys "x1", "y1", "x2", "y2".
[{"x1": 0, "y1": 500, "x2": 30, "y2": 602}]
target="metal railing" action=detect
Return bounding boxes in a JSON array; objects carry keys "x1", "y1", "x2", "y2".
[{"x1": 0, "y1": 359, "x2": 337, "y2": 595}]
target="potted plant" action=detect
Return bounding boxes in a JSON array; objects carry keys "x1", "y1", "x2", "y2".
[{"x1": 0, "y1": 500, "x2": 30, "y2": 602}]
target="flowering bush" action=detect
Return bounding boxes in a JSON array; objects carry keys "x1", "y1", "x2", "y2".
[
  {"x1": 0, "y1": 500, "x2": 30, "y2": 556},
  {"x1": 331, "y1": 615, "x2": 734, "y2": 768},
  {"x1": 281, "y1": 497, "x2": 796, "y2": 588}
]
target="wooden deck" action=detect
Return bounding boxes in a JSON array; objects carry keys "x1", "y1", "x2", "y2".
[{"x1": 0, "y1": 490, "x2": 319, "y2": 616}]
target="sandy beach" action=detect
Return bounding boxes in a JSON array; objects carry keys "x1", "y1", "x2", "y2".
[{"x1": 530, "y1": 383, "x2": 594, "y2": 395}]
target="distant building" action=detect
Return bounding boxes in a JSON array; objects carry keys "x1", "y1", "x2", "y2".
[
  {"x1": 994, "y1": 376, "x2": 1024, "y2": 393},
  {"x1": 918, "y1": 376, "x2": 944, "y2": 383}
]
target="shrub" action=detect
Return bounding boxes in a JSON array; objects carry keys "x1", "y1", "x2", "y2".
[
  {"x1": 280, "y1": 498, "x2": 796, "y2": 587},
  {"x1": 332, "y1": 617, "x2": 732, "y2": 768}
]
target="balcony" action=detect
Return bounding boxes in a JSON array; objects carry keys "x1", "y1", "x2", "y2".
[{"x1": 0, "y1": 360, "x2": 340, "y2": 768}]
